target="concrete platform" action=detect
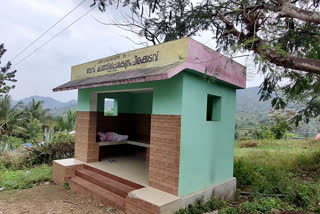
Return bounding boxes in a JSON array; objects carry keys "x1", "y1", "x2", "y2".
[
  {"x1": 52, "y1": 158, "x2": 236, "y2": 214},
  {"x1": 88, "y1": 156, "x2": 149, "y2": 186}
]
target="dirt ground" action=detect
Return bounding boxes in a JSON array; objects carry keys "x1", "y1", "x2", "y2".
[{"x1": 0, "y1": 183, "x2": 123, "y2": 214}]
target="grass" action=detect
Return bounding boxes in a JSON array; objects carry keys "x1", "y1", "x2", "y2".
[
  {"x1": 234, "y1": 139, "x2": 320, "y2": 170},
  {"x1": 178, "y1": 139, "x2": 320, "y2": 214},
  {"x1": 0, "y1": 165, "x2": 51, "y2": 190}
]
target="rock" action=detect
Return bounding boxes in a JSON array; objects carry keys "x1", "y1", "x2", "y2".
[
  {"x1": 205, "y1": 211, "x2": 218, "y2": 214},
  {"x1": 271, "y1": 208, "x2": 281, "y2": 214},
  {"x1": 0, "y1": 187, "x2": 4, "y2": 191},
  {"x1": 45, "y1": 182, "x2": 50, "y2": 185}
]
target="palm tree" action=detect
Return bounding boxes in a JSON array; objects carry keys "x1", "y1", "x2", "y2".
[
  {"x1": 0, "y1": 95, "x2": 25, "y2": 138},
  {"x1": 56, "y1": 109, "x2": 76, "y2": 131},
  {"x1": 24, "y1": 98, "x2": 51, "y2": 123}
]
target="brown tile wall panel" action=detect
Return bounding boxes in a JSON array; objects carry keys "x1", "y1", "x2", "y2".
[
  {"x1": 125, "y1": 196, "x2": 160, "y2": 214},
  {"x1": 75, "y1": 111, "x2": 99, "y2": 163},
  {"x1": 149, "y1": 114, "x2": 181, "y2": 196},
  {"x1": 96, "y1": 112, "x2": 151, "y2": 143},
  {"x1": 52, "y1": 161, "x2": 84, "y2": 186}
]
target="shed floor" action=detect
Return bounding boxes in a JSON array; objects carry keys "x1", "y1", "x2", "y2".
[{"x1": 87, "y1": 156, "x2": 149, "y2": 186}]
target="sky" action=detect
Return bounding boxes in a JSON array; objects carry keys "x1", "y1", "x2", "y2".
[{"x1": 0, "y1": 0, "x2": 264, "y2": 102}]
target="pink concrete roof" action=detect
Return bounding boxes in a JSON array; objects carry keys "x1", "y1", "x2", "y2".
[{"x1": 53, "y1": 38, "x2": 246, "y2": 92}]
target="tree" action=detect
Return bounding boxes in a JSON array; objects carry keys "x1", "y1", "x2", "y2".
[
  {"x1": 0, "y1": 44, "x2": 17, "y2": 95},
  {"x1": 253, "y1": 110, "x2": 294, "y2": 139},
  {"x1": 253, "y1": 125, "x2": 275, "y2": 140},
  {"x1": 24, "y1": 98, "x2": 51, "y2": 123},
  {"x1": 91, "y1": 0, "x2": 320, "y2": 124},
  {"x1": 25, "y1": 118, "x2": 43, "y2": 144},
  {"x1": 270, "y1": 115, "x2": 293, "y2": 139},
  {"x1": 0, "y1": 95, "x2": 25, "y2": 138},
  {"x1": 55, "y1": 109, "x2": 76, "y2": 131}
]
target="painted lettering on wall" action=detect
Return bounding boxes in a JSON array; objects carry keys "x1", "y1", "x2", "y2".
[{"x1": 86, "y1": 51, "x2": 159, "y2": 74}]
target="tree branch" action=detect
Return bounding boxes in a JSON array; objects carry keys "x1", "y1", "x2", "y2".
[
  {"x1": 270, "y1": 0, "x2": 320, "y2": 24},
  {"x1": 216, "y1": 11, "x2": 320, "y2": 76}
]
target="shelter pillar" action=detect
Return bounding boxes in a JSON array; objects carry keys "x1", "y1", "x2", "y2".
[
  {"x1": 149, "y1": 114, "x2": 181, "y2": 195},
  {"x1": 74, "y1": 93, "x2": 99, "y2": 163}
]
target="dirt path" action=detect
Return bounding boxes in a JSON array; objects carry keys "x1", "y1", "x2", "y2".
[{"x1": 0, "y1": 183, "x2": 123, "y2": 214}]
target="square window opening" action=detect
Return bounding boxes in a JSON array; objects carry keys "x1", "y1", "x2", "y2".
[
  {"x1": 206, "y1": 94, "x2": 222, "y2": 121},
  {"x1": 104, "y1": 98, "x2": 118, "y2": 116}
]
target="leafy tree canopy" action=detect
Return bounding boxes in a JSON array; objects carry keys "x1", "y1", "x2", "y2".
[
  {"x1": 0, "y1": 44, "x2": 17, "y2": 95},
  {"x1": 91, "y1": 0, "x2": 320, "y2": 125}
]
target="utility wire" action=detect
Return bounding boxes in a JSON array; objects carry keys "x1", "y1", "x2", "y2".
[
  {"x1": 10, "y1": 0, "x2": 88, "y2": 62},
  {"x1": 12, "y1": 5, "x2": 97, "y2": 69}
]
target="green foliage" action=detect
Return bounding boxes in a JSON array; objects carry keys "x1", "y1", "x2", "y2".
[
  {"x1": 105, "y1": 110, "x2": 115, "y2": 116},
  {"x1": 233, "y1": 140, "x2": 320, "y2": 212},
  {"x1": 0, "y1": 135, "x2": 24, "y2": 151},
  {"x1": 253, "y1": 112, "x2": 293, "y2": 140},
  {"x1": 286, "y1": 182, "x2": 320, "y2": 209},
  {"x1": 24, "y1": 99, "x2": 51, "y2": 123},
  {"x1": 55, "y1": 109, "x2": 76, "y2": 131},
  {"x1": 253, "y1": 125, "x2": 275, "y2": 140},
  {"x1": 270, "y1": 114, "x2": 293, "y2": 139},
  {"x1": 63, "y1": 181, "x2": 70, "y2": 190},
  {"x1": 0, "y1": 165, "x2": 51, "y2": 190},
  {"x1": 0, "y1": 44, "x2": 17, "y2": 95},
  {"x1": 50, "y1": 131, "x2": 74, "y2": 145},
  {"x1": 25, "y1": 118, "x2": 43, "y2": 144},
  {"x1": 0, "y1": 150, "x2": 31, "y2": 170},
  {"x1": 176, "y1": 198, "x2": 225, "y2": 214},
  {"x1": 28, "y1": 132, "x2": 75, "y2": 165},
  {"x1": 0, "y1": 95, "x2": 25, "y2": 137},
  {"x1": 296, "y1": 149, "x2": 320, "y2": 171}
]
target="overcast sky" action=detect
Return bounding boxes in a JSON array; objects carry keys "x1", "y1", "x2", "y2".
[{"x1": 0, "y1": 0, "x2": 264, "y2": 102}]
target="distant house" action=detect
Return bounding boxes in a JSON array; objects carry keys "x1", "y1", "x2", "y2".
[{"x1": 316, "y1": 133, "x2": 320, "y2": 140}]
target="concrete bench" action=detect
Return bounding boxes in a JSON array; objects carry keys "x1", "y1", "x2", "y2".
[{"x1": 97, "y1": 141, "x2": 150, "y2": 148}]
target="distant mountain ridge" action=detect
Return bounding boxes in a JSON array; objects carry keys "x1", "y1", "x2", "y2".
[
  {"x1": 12, "y1": 96, "x2": 77, "y2": 116},
  {"x1": 236, "y1": 86, "x2": 272, "y2": 115}
]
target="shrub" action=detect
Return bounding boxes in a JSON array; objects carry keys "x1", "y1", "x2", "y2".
[
  {"x1": 237, "y1": 197, "x2": 289, "y2": 214},
  {"x1": 296, "y1": 150, "x2": 320, "y2": 171},
  {"x1": 29, "y1": 132, "x2": 75, "y2": 165},
  {"x1": 50, "y1": 131, "x2": 74, "y2": 145},
  {"x1": 0, "y1": 135, "x2": 24, "y2": 151},
  {"x1": 286, "y1": 182, "x2": 320, "y2": 209},
  {"x1": 25, "y1": 118, "x2": 43, "y2": 144},
  {"x1": 0, "y1": 149, "x2": 31, "y2": 170},
  {"x1": 253, "y1": 125, "x2": 275, "y2": 140},
  {"x1": 234, "y1": 160, "x2": 257, "y2": 188},
  {"x1": 0, "y1": 165, "x2": 51, "y2": 190},
  {"x1": 176, "y1": 198, "x2": 226, "y2": 214}
]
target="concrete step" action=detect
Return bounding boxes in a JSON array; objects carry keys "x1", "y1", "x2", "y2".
[
  {"x1": 75, "y1": 168, "x2": 135, "y2": 198},
  {"x1": 84, "y1": 164, "x2": 144, "y2": 189},
  {"x1": 69, "y1": 176, "x2": 126, "y2": 210}
]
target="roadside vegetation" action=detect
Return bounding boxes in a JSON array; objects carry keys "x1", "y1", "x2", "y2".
[
  {"x1": 0, "y1": 96, "x2": 75, "y2": 191},
  {"x1": 177, "y1": 139, "x2": 320, "y2": 213}
]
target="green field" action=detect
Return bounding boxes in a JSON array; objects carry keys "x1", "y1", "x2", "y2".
[
  {"x1": 235, "y1": 139, "x2": 320, "y2": 170},
  {"x1": 178, "y1": 139, "x2": 320, "y2": 214}
]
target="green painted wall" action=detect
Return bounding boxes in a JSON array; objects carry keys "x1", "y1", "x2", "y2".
[
  {"x1": 96, "y1": 92, "x2": 153, "y2": 114},
  {"x1": 77, "y1": 73, "x2": 184, "y2": 115},
  {"x1": 178, "y1": 72, "x2": 236, "y2": 196},
  {"x1": 77, "y1": 71, "x2": 237, "y2": 197}
]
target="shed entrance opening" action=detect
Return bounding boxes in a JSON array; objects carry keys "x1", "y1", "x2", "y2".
[{"x1": 93, "y1": 90, "x2": 153, "y2": 185}]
